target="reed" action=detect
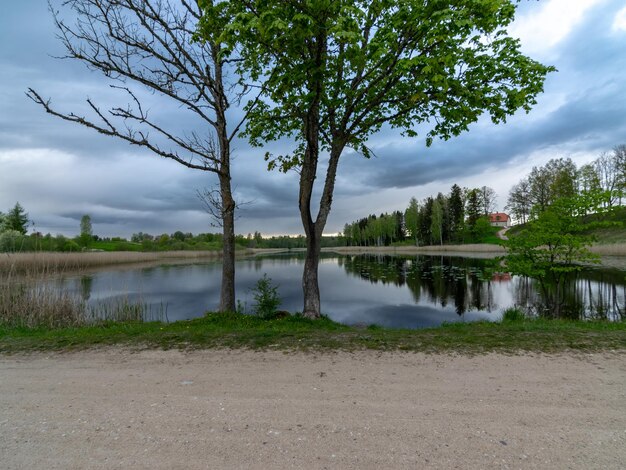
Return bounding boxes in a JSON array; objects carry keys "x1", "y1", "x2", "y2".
[
  {"x1": 589, "y1": 243, "x2": 626, "y2": 256},
  {"x1": 0, "y1": 250, "x2": 223, "y2": 276},
  {"x1": 0, "y1": 281, "x2": 166, "y2": 329}
]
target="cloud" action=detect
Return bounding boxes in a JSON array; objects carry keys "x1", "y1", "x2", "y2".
[
  {"x1": 510, "y1": 0, "x2": 606, "y2": 57},
  {"x1": 613, "y1": 6, "x2": 626, "y2": 31},
  {"x1": 1, "y1": 1, "x2": 625, "y2": 237}
]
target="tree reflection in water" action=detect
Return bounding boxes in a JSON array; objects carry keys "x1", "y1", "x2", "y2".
[{"x1": 341, "y1": 254, "x2": 626, "y2": 320}]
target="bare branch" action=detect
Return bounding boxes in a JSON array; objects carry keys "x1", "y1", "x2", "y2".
[
  {"x1": 196, "y1": 186, "x2": 253, "y2": 227},
  {"x1": 29, "y1": 0, "x2": 243, "y2": 174}
]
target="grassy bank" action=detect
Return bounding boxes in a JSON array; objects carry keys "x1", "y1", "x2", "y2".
[{"x1": 1, "y1": 312, "x2": 624, "y2": 354}]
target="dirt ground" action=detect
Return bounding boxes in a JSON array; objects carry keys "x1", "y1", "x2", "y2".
[{"x1": 1, "y1": 349, "x2": 625, "y2": 469}]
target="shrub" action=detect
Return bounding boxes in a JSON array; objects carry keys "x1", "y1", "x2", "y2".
[
  {"x1": 502, "y1": 307, "x2": 526, "y2": 323},
  {"x1": 0, "y1": 230, "x2": 24, "y2": 252},
  {"x1": 251, "y1": 274, "x2": 281, "y2": 319}
]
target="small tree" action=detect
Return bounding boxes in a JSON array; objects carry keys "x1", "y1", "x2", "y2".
[
  {"x1": 431, "y1": 199, "x2": 443, "y2": 246},
  {"x1": 3, "y1": 203, "x2": 29, "y2": 235},
  {"x1": 448, "y1": 185, "x2": 465, "y2": 241},
  {"x1": 79, "y1": 215, "x2": 93, "y2": 247},
  {"x1": 404, "y1": 198, "x2": 420, "y2": 246},
  {"x1": 251, "y1": 274, "x2": 282, "y2": 319},
  {"x1": 505, "y1": 193, "x2": 611, "y2": 318}
]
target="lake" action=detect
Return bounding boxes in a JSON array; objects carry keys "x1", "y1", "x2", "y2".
[{"x1": 49, "y1": 252, "x2": 626, "y2": 328}]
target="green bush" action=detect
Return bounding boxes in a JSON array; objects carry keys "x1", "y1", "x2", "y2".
[
  {"x1": 501, "y1": 307, "x2": 526, "y2": 323},
  {"x1": 251, "y1": 274, "x2": 282, "y2": 319},
  {"x1": 0, "y1": 230, "x2": 25, "y2": 252}
]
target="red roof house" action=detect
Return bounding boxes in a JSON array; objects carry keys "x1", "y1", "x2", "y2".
[{"x1": 489, "y1": 213, "x2": 511, "y2": 228}]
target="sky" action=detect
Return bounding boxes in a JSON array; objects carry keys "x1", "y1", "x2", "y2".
[{"x1": 1, "y1": 0, "x2": 625, "y2": 237}]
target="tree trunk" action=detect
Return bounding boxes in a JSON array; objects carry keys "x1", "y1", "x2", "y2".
[
  {"x1": 300, "y1": 143, "x2": 343, "y2": 319},
  {"x1": 302, "y1": 232, "x2": 321, "y2": 318},
  {"x1": 219, "y1": 172, "x2": 236, "y2": 312},
  {"x1": 214, "y1": 62, "x2": 236, "y2": 312}
]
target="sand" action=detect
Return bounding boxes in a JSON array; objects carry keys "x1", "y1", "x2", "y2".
[{"x1": 1, "y1": 349, "x2": 625, "y2": 469}]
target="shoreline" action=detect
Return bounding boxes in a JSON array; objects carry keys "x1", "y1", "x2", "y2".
[{"x1": 2, "y1": 244, "x2": 625, "y2": 276}]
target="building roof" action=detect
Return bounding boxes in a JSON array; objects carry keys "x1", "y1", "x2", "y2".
[{"x1": 489, "y1": 212, "x2": 510, "y2": 223}]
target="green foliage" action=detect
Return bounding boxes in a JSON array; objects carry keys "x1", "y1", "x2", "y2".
[
  {"x1": 404, "y1": 197, "x2": 420, "y2": 245},
  {"x1": 505, "y1": 193, "x2": 615, "y2": 317},
  {"x1": 501, "y1": 307, "x2": 526, "y2": 323},
  {"x1": 251, "y1": 274, "x2": 282, "y2": 319},
  {"x1": 430, "y1": 199, "x2": 443, "y2": 245},
  {"x1": 210, "y1": 0, "x2": 554, "y2": 171},
  {"x1": 79, "y1": 215, "x2": 93, "y2": 247},
  {"x1": 0, "y1": 230, "x2": 25, "y2": 252},
  {"x1": 2, "y1": 203, "x2": 29, "y2": 235}
]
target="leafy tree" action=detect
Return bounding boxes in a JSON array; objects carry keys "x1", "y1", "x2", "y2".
[
  {"x1": 3, "y1": 203, "x2": 29, "y2": 235},
  {"x1": 577, "y1": 164, "x2": 601, "y2": 196},
  {"x1": 404, "y1": 198, "x2": 420, "y2": 246},
  {"x1": 431, "y1": 199, "x2": 444, "y2": 246},
  {"x1": 0, "y1": 230, "x2": 24, "y2": 252},
  {"x1": 216, "y1": 0, "x2": 554, "y2": 317},
  {"x1": 505, "y1": 194, "x2": 611, "y2": 318},
  {"x1": 547, "y1": 158, "x2": 577, "y2": 202},
  {"x1": 465, "y1": 189, "x2": 482, "y2": 229},
  {"x1": 419, "y1": 197, "x2": 434, "y2": 246},
  {"x1": 28, "y1": 0, "x2": 250, "y2": 312},
  {"x1": 79, "y1": 215, "x2": 93, "y2": 247},
  {"x1": 527, "y1": 158, "x2": 577, "y2": 215},
  {"x1": 448, "y1": 185, "x2": 465, "y2": 241},
  {"x1": 528, "y1": 164, "x2": 553, "y2": 214}
]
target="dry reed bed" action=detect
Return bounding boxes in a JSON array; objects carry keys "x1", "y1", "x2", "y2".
[
  {"x1": 589, "y1": 243, "x2": 626, "y2": 256},
  {"x1": 0, "y1": 250, "x2": 224, "y2": 276}
]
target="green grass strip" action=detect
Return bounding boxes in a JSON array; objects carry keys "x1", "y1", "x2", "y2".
[{"x1": 1, "y1": 313, "x2": 625, "y2": 354}]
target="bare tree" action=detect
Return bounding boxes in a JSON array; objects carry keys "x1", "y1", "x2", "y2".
[
  {"x1": 506, "y1": 178, "x2": 532, "y2": 224},
  {"x1": 479, "y1": 186, "x2": 497, "y2": 216},
  {"x1": 27, "y1": 0, "x2": 250, "y2": 312},
  {"x1": 595, "y1": 150, "x2": 623, "y2": 207},
  {"x1": 615, "y1": 144, "x2": 626, "y2": 205}
]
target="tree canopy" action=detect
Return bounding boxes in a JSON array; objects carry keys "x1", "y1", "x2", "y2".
[
  {"x1": 203, "y1": 0, "x2": 554, "y2": 317},
  {"x1": 2, "y1": 203, "x2": 29, "y2": 235}
]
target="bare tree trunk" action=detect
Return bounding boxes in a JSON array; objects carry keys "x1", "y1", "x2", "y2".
[
  {"x1": 219, "y1": 173, "x2": 236, "y2": 312},
  {"x1": 302, "y1": 232, "x2": 321, "y2": 317}
]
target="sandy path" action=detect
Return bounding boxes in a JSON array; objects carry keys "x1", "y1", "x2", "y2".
[{"x1": 1, "y1": 349, "x2": 625, "y2": 470}]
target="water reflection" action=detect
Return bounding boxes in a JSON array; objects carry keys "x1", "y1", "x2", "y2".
[
  {"x1": 341, "y1": 254, "x2": 499, "y2": 316},
  {"x1": 340, "y1": 254, "x2": 625, "y2": 322},
  {"x1": 45, "y1": 253, "x2": 626, "y2": 328}
]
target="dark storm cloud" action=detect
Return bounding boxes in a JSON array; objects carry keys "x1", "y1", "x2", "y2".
[
  {"x1": 1, "y1": 0, "x2": 625, "y2": 236},
  {"x1": 344, "y1": 0, "x2": 626, "y2": 191}
]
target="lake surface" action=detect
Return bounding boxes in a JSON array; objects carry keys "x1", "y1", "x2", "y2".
[{"x1": 50, "y1": 253, "x2": 626, "y2": 328}]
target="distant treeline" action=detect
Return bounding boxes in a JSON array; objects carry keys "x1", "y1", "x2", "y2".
[
  {"x1": 343, "y1": 184, "x2": 499, "y2": 247},
  {"x1": 506, "y1": 145, "x2": 626, "y2": 224}
]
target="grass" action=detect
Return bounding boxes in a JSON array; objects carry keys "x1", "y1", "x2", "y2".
[{"x1": 1, "y1": 312, "x2": 624, "y2": 354}]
